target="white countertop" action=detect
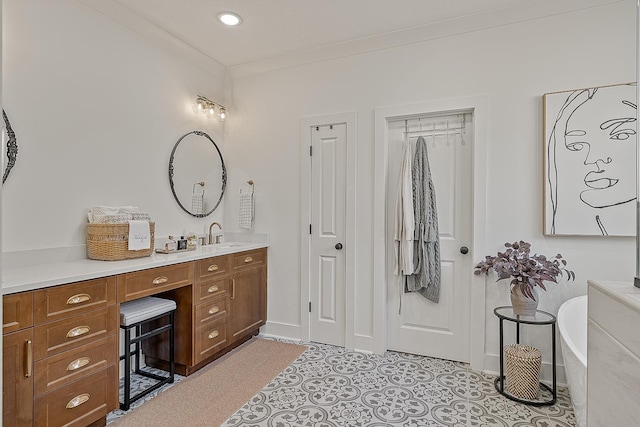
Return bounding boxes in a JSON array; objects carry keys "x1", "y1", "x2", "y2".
[
  {"x1": 587, "y1": 279, "x2": 640, "y2": 313},
  {"x1": 2, "y1": 242, "x2": 268, "y2": 295}
]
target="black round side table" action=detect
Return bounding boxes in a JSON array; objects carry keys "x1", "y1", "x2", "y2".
[{"x1": 493, "y1": 306, "x2": 557, "y2": 406}]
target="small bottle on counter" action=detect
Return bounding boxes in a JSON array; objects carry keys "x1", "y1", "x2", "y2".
[
  {"x1": 165, "y1": 236, "x2": 177, "y2": 252},
  {"x1": 177, "y1": 236, "x2": 188, "y2": 250},
  {"x1": 187, "y1": 232, "x2": 198, "y2": 249}
]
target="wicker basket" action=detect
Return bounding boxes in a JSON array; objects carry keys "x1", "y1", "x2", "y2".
[
  {"x1": 504, "y1": 344, "x2": 541, "y2": 400},
  {"x1": 87, "y1": 222, "x2": 155, "y2": 261}
]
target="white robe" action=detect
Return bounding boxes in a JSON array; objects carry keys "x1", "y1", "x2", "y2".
[{"x1": 394, "y1": 139, "x2": 415, "y2": 276}]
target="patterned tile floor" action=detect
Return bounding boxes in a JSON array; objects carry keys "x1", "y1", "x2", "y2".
[
  {"x1": 108, "y1": 340, "x2": 577, "y2": 426},
  {"x1": 221, "y1": 341, "x2": 577, "y2": 427}
]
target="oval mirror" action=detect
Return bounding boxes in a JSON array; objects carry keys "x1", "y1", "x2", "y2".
[
  {"x1": 2, "y1": 109, "x2": 18, "y2": 185},
  {"x1": 169, "y1": 131, "x2": 226, "y2": 217}
]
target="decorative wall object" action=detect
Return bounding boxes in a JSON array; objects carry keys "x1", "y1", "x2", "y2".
[
  {"x1": 2, "y1": 109, "x2": 18, "y2": 184},
  {"x1": 543, "y1": 83, "x2": 636, "y2": 236}
]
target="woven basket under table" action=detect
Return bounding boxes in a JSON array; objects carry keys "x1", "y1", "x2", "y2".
[
  {"x1": 87, "y1": 222, "x2": 155, "y2": 261},
  {"x1": 504, "y1": 344, "x2": 542, "y2": 400}
]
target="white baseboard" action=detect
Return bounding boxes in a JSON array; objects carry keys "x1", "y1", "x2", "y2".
[{"x1": 261, "y1": 321, "x2": 302, "y2": 341}]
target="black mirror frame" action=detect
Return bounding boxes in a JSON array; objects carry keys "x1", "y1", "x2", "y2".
[
  {"x1": 168, "y1": 130, "x2": 227, "y2": 218},
  {"x1": 2, "y1": 109, "x2": 18, "y2": 185}
]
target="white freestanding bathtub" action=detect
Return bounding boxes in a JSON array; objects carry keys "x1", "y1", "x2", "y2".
[{"x1": 558, "y1": 295, "x2": 587, "y2": 427}]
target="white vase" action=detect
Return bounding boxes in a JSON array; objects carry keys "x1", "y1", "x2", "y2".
[{"x1": 510, "y1": 285, "x2": 539, "y2": 316}]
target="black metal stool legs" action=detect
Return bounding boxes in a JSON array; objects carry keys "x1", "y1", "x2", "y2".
[{"x1": 119, "y1": 310, "x2": 175, "y2": 411}]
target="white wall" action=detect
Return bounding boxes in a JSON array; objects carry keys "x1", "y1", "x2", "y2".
[
  {"x1": 2, "y1": 0, "x2": 227, "y2": 252},
  {"x1": 224, "y1": 1, "x2": 637, "y2": 374}
]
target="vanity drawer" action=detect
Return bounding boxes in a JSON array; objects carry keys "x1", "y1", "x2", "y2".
[
  {"x1": 195, "y1": 295, "x2": 228, "y2": 326},
  {"x1": 118, "y1": 262, "x2": 193, "y2": 302},
  {"x1": 195, "y1": 317, "x2": 228, "y2": 363},
  {"x1": 34, "y1": 277, "x2": 116, "y2": 324},
  {"x1": 231, "y1": 249, "x2": 266, "y2": 270},
  {"x1": 195, "y1": 256, "x2": 230, "y2": 283},
  {"x1": 34, "y1": 365, "x2": 117, "y2": 427},
  {"x1": 3, "y1": 291, "x2": 34, "y2": 333},
  {"x1": 196, "y1": 277, "x2": 229, "y2": 303},
  {"x1": 34, "y1": 306, "x2": 117, "y2": 361},
  {"x1": 34, "y1": 335, "x2": 117, "y2": 396}
]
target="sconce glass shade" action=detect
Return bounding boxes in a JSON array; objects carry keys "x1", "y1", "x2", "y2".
[
  {"x1": 196, "y1": 97, "x2": 207, "y2": 111},
  {"x1": 194, "y1": 95, "x2": 227, "y2": 122}
]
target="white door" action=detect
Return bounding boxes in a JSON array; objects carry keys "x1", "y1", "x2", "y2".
[
  {"x1": 386, "y1": 113, "x2": 473, "y2": 363},
  {"x1": 309, "y1": 123, "x2": 347, "y2": 347}
]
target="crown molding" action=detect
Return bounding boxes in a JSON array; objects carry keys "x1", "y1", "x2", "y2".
[
  {"x1": 77, "y1": 0, "x2": 226, "y2": 78},
  {"x1": 227, "y1": 0, "x2": 624, "y2": 79},
  {"x1": 77, "y1": 0, "x2": 624, "y2": 80}
]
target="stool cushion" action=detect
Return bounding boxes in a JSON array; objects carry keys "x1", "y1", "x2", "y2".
[{"x1": 120, "y1": 297, "x2": 177, "y2": 326}]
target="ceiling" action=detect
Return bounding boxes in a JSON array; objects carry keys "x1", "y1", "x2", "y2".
[{"x1": 84, "y1": 0, "x2": 622, "y2": 73}]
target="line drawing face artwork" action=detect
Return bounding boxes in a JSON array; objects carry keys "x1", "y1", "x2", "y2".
[{"x1": 544, "y1": 83, "x2": 637, "y2": 236}]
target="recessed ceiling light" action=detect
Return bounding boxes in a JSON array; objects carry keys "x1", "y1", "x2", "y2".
[{"x1": 218, "y1": 12, "x2": 241, "y2": 26}]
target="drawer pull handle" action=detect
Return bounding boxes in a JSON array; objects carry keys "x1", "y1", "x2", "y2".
[
  {"x1": 208, "y1": 330, "x2": 219, "y2": 339},
  {"x1": 153, "y1": 276, "x2": 168, "y2": 285},
  {"x1": 207, "y1": 264, "x2": 219, "y2": 272},
  {"x1": 67, "y1": 357, "x2": 91, "y2": 371},
  {"x1": 66, "y1": 393, "x2": 90, "y2": 409},
  {"x1": 25, "y1": 340, "x2": 32, "y2": 378},
  {"x1": 66, "y1": 326, "x2": 90, "y2": 338},
  {"x1": 207, "y1": 285, "x2": 219, "y2": 293},
  {"x1": 244, "y1": 257, "x2": 253, "y2": 263},
  {"x1": 66, "y1": 294, "x2": 91, "y2": 305},
  {"x1": 208, "y1": 306, "x2": 219, "y2": 315},
  {"x1": 231, "y1": 279, "x2": 236, "y2": 300}
]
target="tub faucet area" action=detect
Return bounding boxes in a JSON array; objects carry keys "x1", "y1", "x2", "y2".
[{"x1": 208, "y1": 222, "x2": 222, "y2": 245}]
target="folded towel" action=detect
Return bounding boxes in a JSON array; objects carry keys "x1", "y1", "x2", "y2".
[
  {"x1": 88, "y1": 206, "x2": 144, "y2": 223},
  {"x1": 93, "y1": 213, "x2": 132, "y2": 224},
  {"x1": 119, "y1": 206, "x2": 140, "y2": 214},
  {"x1": 127, "y1": 220, "x2": 151, "y2": 250},
  {"x1": 91, "y1": 206, "x2": 120, "y2": 217},
  {"x1": 239, "y1": 192, "x2": 254, "y2": 229},
  {"x1": 131, "y1": 212, "x2": 152, "y2": 221}
]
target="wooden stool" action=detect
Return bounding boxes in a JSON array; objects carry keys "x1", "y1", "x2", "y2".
[{"x1": 119, "y1": 296, "x2": 176, "y2": 411}]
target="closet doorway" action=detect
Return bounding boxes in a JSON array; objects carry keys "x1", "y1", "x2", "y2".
[
  {"x1": 300, "y1": 112, "x2": 357, "y2": 349},
  {"x1": 386, "y1": 112, "x2": 473, "y2": 363},
  {"x1": 309, "y1": 122, "x2": 347, "y2": 347}
]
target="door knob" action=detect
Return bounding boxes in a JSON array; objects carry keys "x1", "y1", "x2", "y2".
[
  {"x1": 460, "y1": 246, "x2": 469, "y2": 254},
  {"x1": 335, "y1": 243, "x2": 343, "y2": 250}
]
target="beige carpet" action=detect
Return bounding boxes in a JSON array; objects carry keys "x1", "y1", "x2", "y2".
[{"x1": 110, "y1": 337, "x2": 306, "y2": 427}]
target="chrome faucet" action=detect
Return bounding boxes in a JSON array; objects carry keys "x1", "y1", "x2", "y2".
[{"x1": 208, "y1": 222, "x2": 222, "y2": 245}]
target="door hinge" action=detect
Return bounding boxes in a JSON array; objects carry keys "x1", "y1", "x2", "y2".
[
  {"x1": 309, "y1": 302, "x2": 311, "y2": 312},
  {"x1": 310, "y1": 146, "x2": 313, "y2": 156},
  {"x1": 309, "y1": 224, "x2": 312, "y2": 235}
]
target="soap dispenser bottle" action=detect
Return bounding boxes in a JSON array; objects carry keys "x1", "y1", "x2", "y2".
[{"x1": 165, "y1": 236, "x2": 177, "y2": 252}]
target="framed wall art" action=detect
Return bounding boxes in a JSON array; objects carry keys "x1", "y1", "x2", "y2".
[{"x1": 543, "y1": 83, "x2": 636, "y2": 236}]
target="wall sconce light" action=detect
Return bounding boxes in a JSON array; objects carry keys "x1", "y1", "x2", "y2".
[{"x1": 193, "y1": 95, "x2": 226, "y2": 121}]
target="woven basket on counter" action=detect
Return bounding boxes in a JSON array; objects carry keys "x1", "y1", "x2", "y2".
[
  {"x1": 504, "y1": 344, "x2": 542, "y2": 400},
  {"x1": 87, "y1": 222, "x2": 155, "y2": 261}
]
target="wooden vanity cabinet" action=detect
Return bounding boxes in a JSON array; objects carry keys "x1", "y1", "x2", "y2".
[
  {"x1": 229, "y1": 249, "x2": 267, "y2": 343},
  {"x1": 3, "y1": 246, "x2": 267, "y2": 425},
  {"x1": 192, "y1": 257, "x2": 231, "y2": 366},
  {"x1": 3, "y1": 277, "x2": 119, "y2": 427},
  {"x1": 3, "y1": 291, "x2": 34, "y2": 427},
  {"x1": 3, "y1": 328, "x2": 34, "y2": 427}
]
